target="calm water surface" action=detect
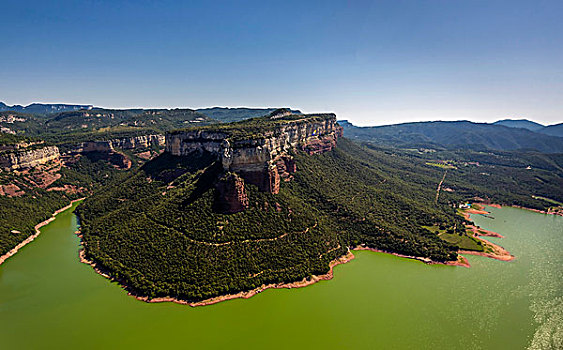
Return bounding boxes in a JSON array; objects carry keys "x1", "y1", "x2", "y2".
[{"x1": 0, "y1": 203, "x2": 561, "y2": 349}]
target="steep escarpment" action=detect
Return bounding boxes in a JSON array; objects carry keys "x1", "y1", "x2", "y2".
[
  {"x1": 166, "y1": 112, "x2": 341, "y2": 211},
  {"x1": 71, "y1": 134, "x2": 164, "y2": 153},
  {"x1": 77, "y1": 113, "x2": 464, "y2": 305},
  {"x1": 63, "y1": 134, "x2": 165, "y2": 169},
  {"x1": 0, "y1": 144, "x2": 60, "y2": 170}
]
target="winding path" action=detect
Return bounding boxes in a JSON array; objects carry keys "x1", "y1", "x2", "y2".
[{"x1": 435, "y1": 170, "x2": 447, "y2": 204}]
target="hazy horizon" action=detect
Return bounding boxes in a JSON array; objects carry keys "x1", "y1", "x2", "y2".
[
  {"x1": 2, "y1": 0, "x2": 562, "y2": 126},
  {"x1": 0, "y1": 99, "x2": 559, "y2": 127}
]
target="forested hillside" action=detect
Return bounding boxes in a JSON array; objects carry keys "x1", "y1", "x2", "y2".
[
  {"x1": 340, "y1": 120, "x2": 563, "y2": 153},
  {"x1": 77, "y1": 138, "x2": 461, "y2": 302},
  {"x1": 0, "y1": 152, "x2": 127, "y2": 257},
  {"x1": 196, "y1": 107, "x2": 301, "y2": 123}
]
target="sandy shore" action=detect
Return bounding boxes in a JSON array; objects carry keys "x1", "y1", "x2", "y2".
[
  {"x1": 460, "y1": 235, "x2": 514, "y2": 261},
  {"x1": 354, "y1": 246, "x2": 471, "y2": 268},
  {"x1": 0, "y1": 197, "x2": 86, "y2": 266},
  {"x1": 78, "y1": 243, "x2": 356, "y2": 307},
  {"x1": 460, "y1": 204, "x2": 514, "y2": 261},
  {"x1": 136, "y1": 246, "x2": 473, "y2": 306},
  {"x1": 476, "y1": 202, "x2": 562, "y2": 217},
  {"x1": 77, "y1": 234, "x2": 475, "y2": 307},
  {"x1": 460, "y1": 209, "x2": 503, "y2": 238},
  {"x1": 466, "y1": 224, "x2": 504, "y2": 238}
]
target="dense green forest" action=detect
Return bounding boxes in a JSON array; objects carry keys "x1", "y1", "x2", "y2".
[
  {"x1": 170, "y1": 110, "x2": 334, "y2": 140},
  {"x1": 196, "y1": 107, "x2": 301, "y2": 123},
  {"x1": 0, "y1": 108, "x2": 215, "y2": 143},
  {"x1": 358, "y1": 144, "x2": 563, "y2": 209},
  {"x1": 77, "y1": 138, "x2": 463, "y2": 302}
]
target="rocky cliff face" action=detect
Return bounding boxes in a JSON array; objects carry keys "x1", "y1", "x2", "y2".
[
  {"x1": 214, "y1": 173, "x2": 249, "y2": 213},
  {"x1": 165, "y1": 113, "x2": 341, "y2": 212},
  {"x1": 71, "y1": 134, "x2": 165, "y2": 153},
  {"x1": 65, "y1": 134, "x2": 164, "y2": 169},
  {"x1": 0, "y1": 146, "x2": 60, "y2": 170}
]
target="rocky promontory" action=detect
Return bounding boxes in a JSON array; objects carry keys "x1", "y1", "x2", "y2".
[
  {"x1": 70, "y1": 134, "x2": 164, "y2": 153},
  {"x1": 165, "y1": 111, "x2": 341, "y2": 212},
  {"x1": 0, "y1": 144, "x2": 60, "y2": 170}
]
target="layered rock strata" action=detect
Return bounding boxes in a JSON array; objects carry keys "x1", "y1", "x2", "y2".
[
  {"x1": 165, "y1": 113, "x2": 341, "y2": 212},
  {"x1": 71, "y1": 134, "x2": 165, "y2": 153},
  {"x1": 0, "y1": 145, "x2": 60, "y2": 170}
]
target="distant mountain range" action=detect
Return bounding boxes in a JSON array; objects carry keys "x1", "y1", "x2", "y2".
[
  {"x1": 340, "y1": 120, "x2": 563, "y2": 153},
  {"x1": 538, "y1": 123, "x2": 563, "y2": 137},
  {"x1": 0, "y1": 103, "x2": 299, "y2": 124},
  {"x1": 491, "y1": 118, "x2": 563, "y2": 137},
  {"x1": 492, "y1": 119, "x2": 545, "y2": 131},
  {"x1": 0, "y1": 102, "x2": 93, "y2": 115},
  {"x1": 2, "y1": 102, "x2": 561, "y2": 150}
]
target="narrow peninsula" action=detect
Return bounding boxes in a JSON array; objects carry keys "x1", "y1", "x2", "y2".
[{"x1": 76, "y1": 110, "x2": 513, "y2": 305}]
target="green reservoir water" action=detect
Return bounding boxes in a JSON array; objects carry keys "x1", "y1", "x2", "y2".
[{"x1": 1, "y1": 203, "x2": 561, "y2": 349}]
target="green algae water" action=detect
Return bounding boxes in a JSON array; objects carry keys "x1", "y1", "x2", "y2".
[{"x1": 1, "y1": 203, "x2": 561, "y2": 349}]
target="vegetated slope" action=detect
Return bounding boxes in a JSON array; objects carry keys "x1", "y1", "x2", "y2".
[
  {"x1": 492, "y1": 119, "x2": 544, "y2": 131},
  {"x1": 43, "y1": 108, "x2": 214, "y2": 134},
  {"x1": 340, "y1": 120, "x2": 563, "y2": 153},
  {"x1": 358, "y1": 143, "x2": 563, "y2": 209},
  {"x1": 196, "y1": 107, "x2": 301, "y2": 123},
  {"x1": 77, "y1": 139, "x2": 461, "y2": 302},
  {"x1": 0, "y1": 111, "x2": 47, "y2": 135},
  {"x1": 0, "y1": 151, "x2": 127, "y2": 257},
  {"x1": 2, "y1": 106, "x2": 298, "y2": 141},
  {"x1": 538, "y1": 123, "x2": 563, "y2": 137}
]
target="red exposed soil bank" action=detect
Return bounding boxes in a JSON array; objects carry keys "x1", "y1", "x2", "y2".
[{"x1": 0, "y1": 198, "x2": 85, "y2": 266}]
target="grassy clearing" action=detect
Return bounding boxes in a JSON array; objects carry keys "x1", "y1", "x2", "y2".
[
  {"x1": 425, "y1": 162, "x2": 456, "y2": 169},
  {"x1": 423, "y1": 225, "x2": 484, "y2": 251},
  {"x1": 440, "y1": 231, "x2": 484, "y2": 251}
]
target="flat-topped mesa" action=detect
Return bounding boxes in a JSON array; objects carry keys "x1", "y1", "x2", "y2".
[{"x1": 165, "y1": 113, "x2": 341, "y2": 199}]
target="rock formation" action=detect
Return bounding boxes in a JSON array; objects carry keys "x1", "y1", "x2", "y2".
[
  {"x1": 65, "y1": 134, "x2": 164, "y2": 169},
  {"x1": 70, "y1": 134, "x2": 164, "y2": 153},
  {"x1": 165, "y1": 113, "x2": 341, "y2": 212},
  {"x1": 0, "y1": 145, "x2": 60, "y2": 170},
  {"x1": 214, "y1": 173, "x2": 249, "y2": 213}
]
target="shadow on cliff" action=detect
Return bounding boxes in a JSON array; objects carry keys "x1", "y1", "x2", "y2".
[
  {"x1": 140, "y1": 151, "x2": 216, "y2": 183},
  {"x1": 182, "y1": 161, "x2": 224, "y2": 208},
  {"x1": 139, "y1": 150, "x2": 224, "y2": 208}
]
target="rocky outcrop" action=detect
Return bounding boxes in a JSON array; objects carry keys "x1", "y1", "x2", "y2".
[
  {"x1": 0, "y1": 145, "x2": 60, "y2": 170},
  {"x1": 214, "y1": 173, "x2": 249, "y2": 214},
  {"x1": 65, "y1": 134, "x2": 163, "y2": 169},
  {"x1": 166, "y1": 113, "x2": 341, "y2": 196},
  {"x1": 71, "y1": 134, "x2": 164, "y2": 153}
]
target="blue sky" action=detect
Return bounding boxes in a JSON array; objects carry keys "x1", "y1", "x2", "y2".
[{"x1": 1, "y1": 0, "x2": 562, "y2": 125}]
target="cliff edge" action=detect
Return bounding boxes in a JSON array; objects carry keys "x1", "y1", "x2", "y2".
[{"x1": 165, "y1": 111, "x2": 342, "y2": 212}]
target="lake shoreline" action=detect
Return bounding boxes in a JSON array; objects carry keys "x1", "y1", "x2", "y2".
[
  {"x1": 0, "y1": 197, "x2": 86, "y2": 267},
  {"x1": 77, "y1": 235, "x2": 473, "y2": 307},
  {"x1": 476, "y1": 202, "x2": 563, "y2": 217},
  {"x1": 460, "y1": 204, "x2": 515, "y2": 261},
  {"x1": 73, "y1": 202, "x2": 524, "y2": 307}
]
